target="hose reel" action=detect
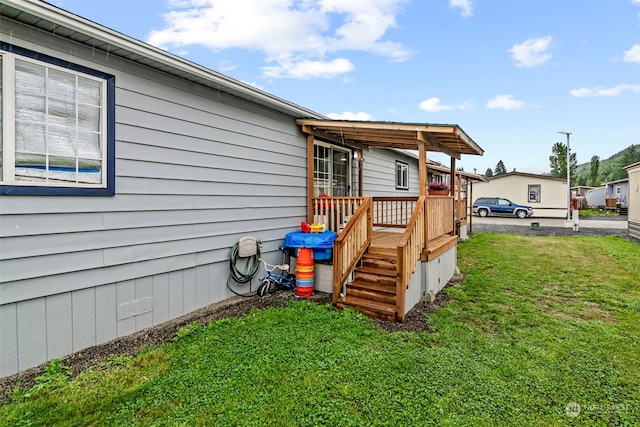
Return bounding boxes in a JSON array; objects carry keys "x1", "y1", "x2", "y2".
[{"x1": 227, "y1": 236, "x2": 262, "y2": 297}]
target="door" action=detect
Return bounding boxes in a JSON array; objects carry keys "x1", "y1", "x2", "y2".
[{"x1": 314, "y1": 143, "x2": 351, "y2": 197}]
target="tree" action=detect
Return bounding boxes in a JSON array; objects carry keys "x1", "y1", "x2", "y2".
[
  {"x1": 494, "y1": 160, "x2": 507, "y2": 175},
  {"x1": 620, "y1": 144, "x2": 639, "y2": 169},
  {"x1": 549, "y1": 142, "x2": 577, "y2": 184},
  {"x1": 589, "y1": 155, "x2": 599, "y2": 186},
  {"x1": 485, "y1": 168, "x2": 494, "y2": 178}
]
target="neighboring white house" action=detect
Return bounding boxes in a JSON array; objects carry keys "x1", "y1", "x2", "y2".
[
  {"x1": 473, "y1": 171, "x2": 567, "y2": 218},
  {"x1": 625, "y1": 163, "x2": 640, "y2": 240}
]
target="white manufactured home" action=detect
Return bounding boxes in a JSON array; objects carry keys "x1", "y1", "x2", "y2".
[
  {"x1": 0, "y1": 0, "x2": 483, "y2": 376},
  {"x1": 473, "y1": 171, "x2": 567, "y2": 218},
  {"x1": 626, "y1": 162, "x2": 640, "y2": 240}
]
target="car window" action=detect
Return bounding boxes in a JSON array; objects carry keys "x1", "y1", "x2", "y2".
[
  {"x1": 498, "y1": 199, "x2": 510, "y2": 206},
  {"x1": 486, "y1": 198, "x2": 496, "y2": 205},
  {"x1": 475, "y1": 198, "x2": 486, "y2": 204}
]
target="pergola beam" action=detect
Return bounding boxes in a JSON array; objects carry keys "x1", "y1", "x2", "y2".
[{"x1": 418, "y1": 131, "x2": 460, "y2": 160}]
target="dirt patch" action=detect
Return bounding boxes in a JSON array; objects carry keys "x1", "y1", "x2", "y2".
[{"x1": 0, "y1": 276, "x2": 463, "y2": 404}]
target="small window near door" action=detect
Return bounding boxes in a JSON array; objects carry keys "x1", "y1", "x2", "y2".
[
  {"x1": 396, "y1": 161, "x2": 409, "y2": 190},
  {"x1": 528, "y1": 184, "x2": 541, "y2": 203}
]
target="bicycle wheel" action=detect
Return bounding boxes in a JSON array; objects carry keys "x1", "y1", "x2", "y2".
[
  {"x1": 257, "y1": 279, "x2": 270, "y2": 297},
  {"x1": 286, "y1": 273, "x2": 297, "y2": 290}
]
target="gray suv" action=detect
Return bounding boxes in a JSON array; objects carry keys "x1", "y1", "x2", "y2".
[{"x1": 473, "y1": 197, "x2": 533, "y2": 218}]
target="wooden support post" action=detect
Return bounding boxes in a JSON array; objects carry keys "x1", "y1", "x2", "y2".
[
  {"x1": 357, "y1": 150, "x2": 364, "y2": 197},
  {"x1": 307, "y1": 135, "x2": 315, "y2": 224},
  {"x1": 457, "y1": 173, "x2": 462, "y2": 236},
  {"x1": 422, "y1": 145, "x2": 430, "y2": 259},
  {"x1": 450, "y1": 157, "x2": 456, "y2": 234},
  {"x1": 468, "y1": 181, "x2": 474, "y2": 233}
]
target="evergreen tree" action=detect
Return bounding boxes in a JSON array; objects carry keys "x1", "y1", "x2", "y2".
[
  {"x1": 485, "y1": 168, "x2": 493, "y2": 178},
  {"x1": 589, "y1": 155, "x2": 599, "y2": 186},
  {"x1": 494, "y1": 160, "x2": 507, "y2": 175},
  {"x1": 549, "y1": 142, "x2": 577, "y2": 184}
]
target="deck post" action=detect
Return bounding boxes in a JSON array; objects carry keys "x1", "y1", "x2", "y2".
[
  {"x1": 307, "y1": 135, "x2": 315, "y2": 224},
  {"x1": 419, "y1": 142, "x2": 429, "y2": 257},
  {"x1": 450, "y1": 157, "x2": 456, "y2": 233},
  {"x1": 457, "y1": 173, "x2": 462, "y2": 236}
]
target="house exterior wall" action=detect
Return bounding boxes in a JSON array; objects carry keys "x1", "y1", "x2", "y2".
[
  {"x1": 362, "y1": 148, "x2": 421, "y2": 197},
  {"x1": 586, "y1": 187, "x2": 606, "y2": 208},
  {"x1": 627, "y1": 165, "x2": 640, "y2": 240},
  {"x1": 0, "y1": 17, "x2": 308, "y2": 376},
  {"x1": 605, "y1": 180, "x2": 629, "y2": 205},
  {"x1": 473, "y1": 174, "x2": 567, "y2": 218}
]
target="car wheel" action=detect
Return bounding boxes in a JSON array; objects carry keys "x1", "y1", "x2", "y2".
[
  {"x1": 478, "y1": 208, "x2": 489, "y2": 217},
  {"x1": 515, "y1": 210, "x2": 527, "y2": 219}
]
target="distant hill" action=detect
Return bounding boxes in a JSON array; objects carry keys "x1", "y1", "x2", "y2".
[{"x1": 575, "y1": 144, "x2": 639, "y2": 186}]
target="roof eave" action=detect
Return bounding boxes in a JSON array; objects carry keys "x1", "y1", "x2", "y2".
[{"x1": 1, "y1": 0, "x2": 324, "y2": 119}]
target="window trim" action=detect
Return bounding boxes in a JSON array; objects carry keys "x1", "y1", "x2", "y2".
[
  {"x1": 528, "y1": 184, "x2": 541, "y2": 203},
  {"x1": 0, "y1": 41, "x2": 115, "y2": 196},
  {"x1": 395, "y1": 160, "x2": 409, "y2": 190},
  {"x1": 313, "y1": 141, "x2": 351, "y2": 197}
]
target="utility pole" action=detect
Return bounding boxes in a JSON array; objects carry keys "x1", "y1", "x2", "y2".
[{"x1": 557, "y1": 131, "x2": 572, "y2": 221}]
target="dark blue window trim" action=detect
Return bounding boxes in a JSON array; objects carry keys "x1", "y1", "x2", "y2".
[{"x1": 0, "y1": 42, "x2": 116, "y2": 196}]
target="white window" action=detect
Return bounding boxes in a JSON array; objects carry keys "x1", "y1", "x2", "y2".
[
  {"x1": 395, "y1": 161, "x2": 409, "y2": 190},
  {"x1": 314, "y1": 142, "x2": 351, "y2": 197},
  {"x1": 528, "y1": 184, "x2": 541, "y2": 203},
  {"x1": 1, "y1": 44, "x2": 114, "y2": 195}
]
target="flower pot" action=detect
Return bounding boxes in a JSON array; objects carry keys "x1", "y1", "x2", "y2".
[{"x1": 428, "y1": 189, "x2": 449, "y2": 196}]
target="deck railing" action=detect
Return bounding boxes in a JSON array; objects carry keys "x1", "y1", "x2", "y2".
[
  {"x1": 456, "y1": 197, "x2": 468, "y2": 221},
  {"x1": 395, "y1": 196, "x2": 426, "y2": 322},
  {"x1": 427, "y1": 195, "x2": 455, "y2": 240},
  {"x1": 332, "y1": 197, "x2": 373, "y2": 303},
  {"x1": 373, "y1": 197, "x2": 419, "y2": 228},
  {"x1": 312, "y1": 197, "x2": 365, "y2": 233}
]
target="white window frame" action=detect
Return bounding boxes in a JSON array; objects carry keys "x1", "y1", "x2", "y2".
[
  {"x1": 528, "y1": 184, "x2": 541, "y2": 203},
  {"x1": 313, "y1": 141, "x2": 352, "y2": 197},
  {"x1": 395, "y1": 160, "x2": 409, "y2": 190},
  {"x1": 1, "y1": 44, "x2": 114, "y2": 196}
]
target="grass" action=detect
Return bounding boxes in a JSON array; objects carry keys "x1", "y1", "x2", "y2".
[
  {"x1": 579, "y1": 208, "x2": 619, "y2": 217},
  {"x1": 1, "y1": 234, "x2": 639, "y2": 426}
]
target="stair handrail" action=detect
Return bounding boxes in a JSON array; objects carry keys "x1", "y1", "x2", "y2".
[
  {"x1": 395, "y1": 195, "x2": 426, "y2": 322},
  {"x1": 332, "y1": 197, "x2": 373, "y2": 304}
]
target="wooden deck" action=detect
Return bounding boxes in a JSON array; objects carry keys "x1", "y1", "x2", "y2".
[{"x1": 371, "y1": 230, "x2": 404, "y2": 250}]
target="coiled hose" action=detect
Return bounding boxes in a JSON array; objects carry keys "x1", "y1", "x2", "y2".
[{"x1": 227, "y1": 240, "x2": 261, "y2": 297}]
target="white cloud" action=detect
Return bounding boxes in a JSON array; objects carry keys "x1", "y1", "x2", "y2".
[
  {"x1": 326, "y1": 111, "x2": 374, "y2": 120},
  {"x1": 569, "y1": 84, "x2": 640, "y2": 97},
  {"x1": 147, "y1": 0, "x2": 410, "y2": 79},
  {"x1": 486, "y1": 94, "x2": 526, "y2": 110},
  {"x1": 508, "y1": 36, "x2": 553, "y2": 68},
  {"x1": 262, "y1": 58, "x2": 354, "y2": 79},
  {"x1": 418, "y1": 97, "x2": 453, "y2": 113},
  {"x1": 449, "y1": 0, "x2": 472, "y2": 18},
  {"x1": 418, "y1": 97, "x2": 471, "y2": 113},
  {"x1": 623, "y1": 44, "x2": 640, "y2": 63}
]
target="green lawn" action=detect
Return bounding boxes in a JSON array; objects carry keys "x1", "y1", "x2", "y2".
[{"x1": 2, "y1": 234, "x2": 639, "y2": 426}]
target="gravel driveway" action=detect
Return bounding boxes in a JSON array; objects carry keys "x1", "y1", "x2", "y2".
[{"x1": 469, "y1": 215, "x2": 628, "y2": 237}]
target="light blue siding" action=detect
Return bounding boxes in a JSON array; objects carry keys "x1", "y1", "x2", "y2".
[
  {"x1": 45, "y1": 294, "x2": 73, "y2": 360},
  {"x1": 72, "y1": 288, "x2": 97, "y2": 352}
]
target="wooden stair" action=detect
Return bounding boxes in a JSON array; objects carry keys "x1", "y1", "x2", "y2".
[{"x1": 335, "y1": 247, "x2": 400, "y2": 322}]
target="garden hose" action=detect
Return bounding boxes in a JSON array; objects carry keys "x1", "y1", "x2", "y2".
[{"x1": 226, "y1": 239, "x2": 262, "y2": 297}]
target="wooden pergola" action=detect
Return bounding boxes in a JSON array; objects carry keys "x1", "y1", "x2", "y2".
[
  {"x1": 296, "y1": 119, "x2": 485, "y2": 200},
  {"x1": 296, "y1": 119, "x2": 484, "y2": 322}
]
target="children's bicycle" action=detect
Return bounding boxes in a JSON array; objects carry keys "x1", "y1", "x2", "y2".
[{"x1": 257, "y1": 258, "x2": 296, "y2": 297}]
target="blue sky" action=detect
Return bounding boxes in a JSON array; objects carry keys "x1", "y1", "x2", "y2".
[{"x1": 54, "y1": 0, "x2": 640, "y2": 174}]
